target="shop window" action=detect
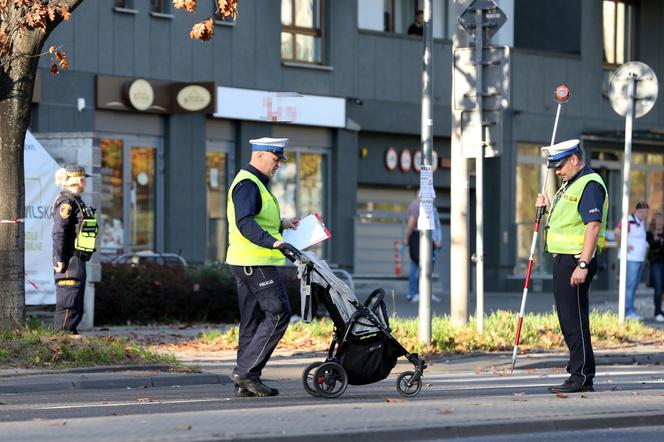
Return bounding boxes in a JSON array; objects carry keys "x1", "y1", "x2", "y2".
[
  {"x1": 514, "y1": 143, "x2": 552, "y2": 275},
  {"x1": 101, "y1": 139, "x2": 125, "y2": 251},
  {"x1": 281, "y1": 0, "x2": 323, "y2": 63},
  {"x1": 206, "y1": 150, "x2": 229, "y2": 262},
  {"x1": 150, "y1": 0, "x2": 167, "y2": 13},
  {"x1": 602, "y1": 0, "x2": 638, "y2": 94},
  {"x1": 358, "y1": 0, "x2": 450, "y2": 39},
  {"x1": 271, "y1": 149, "x2": 329, "y2": 254},
  {"x1": 114, "y1": 0, "x2": 132, "y2": 8}
]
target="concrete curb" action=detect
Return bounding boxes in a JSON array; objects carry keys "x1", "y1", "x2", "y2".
[
  {"x1": 249, "y1": 411, "x2": 664, "y2": 441},
  {"x1": 0, "y1": 373, "x2": 231, "y2": 395}
]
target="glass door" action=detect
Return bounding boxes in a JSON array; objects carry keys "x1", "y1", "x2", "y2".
[
  {"x1": 100, "y1": 136, "x2": 162, "y2": 257},
  {"x1": 129, "y1": 146, "x2": 157, "y2": 250}
]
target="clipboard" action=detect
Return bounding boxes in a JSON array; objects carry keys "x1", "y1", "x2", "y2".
[{"x1": 282, "y1": 213, "x2": 331, "y2": 250}]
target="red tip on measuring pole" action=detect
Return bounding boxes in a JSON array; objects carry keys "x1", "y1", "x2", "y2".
[{"x1": 554, "y1": 85, "x2": 570, "y2": 103}]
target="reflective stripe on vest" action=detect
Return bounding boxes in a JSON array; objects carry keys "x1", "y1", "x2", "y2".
[
  {"x1": 546, "y1": 172, "x2": 608, "y2": 255},
  {"x1": 226, "y1": 170, "x2": 285, "y2": 266}
]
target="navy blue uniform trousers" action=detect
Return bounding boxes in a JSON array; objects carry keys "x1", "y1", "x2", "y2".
[
  {"x1": 229, "y1": 265, "x2": 291, "y2": 380},
  {"x1": 54, "y1": 254, "x2": 86, "y2": 333},
  {"x1": 553, "y1": 254, "x2": 597, "y2": 385}
]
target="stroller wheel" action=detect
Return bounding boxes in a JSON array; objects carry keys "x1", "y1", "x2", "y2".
[
  {"x1": 396, "y1": 371, "x2": 422, "y2": 397},
  {"x1": 313, "y1": 362, "x2": 348, "y2": 399},
  {"x1": 302, "y1": 361, "x2": 323, "y2": 397}
]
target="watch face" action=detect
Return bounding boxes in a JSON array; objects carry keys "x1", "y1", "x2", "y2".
[{"x1": 579, "y1": 261, "x2": 588, "y2": 269}]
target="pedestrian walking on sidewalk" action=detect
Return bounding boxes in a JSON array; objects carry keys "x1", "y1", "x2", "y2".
[
  {"x1": 536, "y1": 140, "x2": 608, "y2": 394},
  {"x1": 226, "y1": 137, "x2": 300, "y2": 398},
  {"x1": 615, "y1": 201, "x2": 649, "y2": 320},
  {"x1": 403, "y1": 192, "x2": 442, "y2": 303},
  {"x1": 646, "y1": 212, "x2": 664, "y2": 322},
  {"x1": 52, "y1": 165, "x2": 98, "y2": 334}
]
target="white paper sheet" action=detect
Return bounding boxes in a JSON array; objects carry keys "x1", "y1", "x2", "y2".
[{"x1": 282, "y1": 213, "x2": 331, "y2": 251}]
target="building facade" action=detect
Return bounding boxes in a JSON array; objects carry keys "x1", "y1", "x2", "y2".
[{"x1": 32, "y1": 0, "x2": 664, "y2": 300}]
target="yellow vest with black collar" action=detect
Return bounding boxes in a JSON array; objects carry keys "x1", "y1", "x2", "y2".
[{"x1": 546, "y1": 173, "x2": 608, "y2": 255}]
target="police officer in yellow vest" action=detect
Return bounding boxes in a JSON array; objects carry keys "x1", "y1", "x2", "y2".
[
  {"x1": 52, "y1": 165, "x2": 98, "y2": 334},
  {"x1": 227, "y1": 137, "x2": 300, "y2": 398},
  {"x1": 536, "y1": 139, "x2": 608, "y2": 394}
]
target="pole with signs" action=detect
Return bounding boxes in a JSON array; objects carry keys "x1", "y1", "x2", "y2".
[
  {"x1": 608, "y1": 61, "x2": 658, "y2": 325},
  {"x1": 418, "y1": 0, "x2": 434, "y2": 344},
  {"x1": 473, "y1": 6, "x2": 485, "y2": 334},
  {"x1": 455, "y1": 0, "x2": 507, "y2": 332}
]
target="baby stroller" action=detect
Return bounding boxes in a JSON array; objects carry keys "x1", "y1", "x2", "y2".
[{"x1": 280, "y1": 244, "x2": 427, "y2": 399}]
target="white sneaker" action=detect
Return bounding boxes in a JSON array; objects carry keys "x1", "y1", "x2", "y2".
[
  {"x1": 626, "y1": 312, "x2": 642, "y2": 321},
  {"x1": 431, "y1": 294, "x2": 442, "y2": 303},
  {"x1": 410, "y1": 295, "x2": 419, "y2": 303},
  {"x1": 655, "y1": 314, "x2": 664, "y2": 323}
]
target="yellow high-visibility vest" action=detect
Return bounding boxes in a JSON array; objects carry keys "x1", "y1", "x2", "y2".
[
  {"x1": 546, "y1": 173, "x2": 608, "y2": 255},
  {"x1": 226, "y1": 170, "x2": 285, "y2": 266}
]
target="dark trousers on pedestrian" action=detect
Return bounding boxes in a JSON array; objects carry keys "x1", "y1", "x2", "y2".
[
  {"x1": 229, "y1": 265, "x2": 291, "y2": 380},
  {"x1": 54, "y1": 254, "x2": 86, "y2": 333},
  {"x1": 553, "y1": 254, "x2": 596, "y2": 385},
  {"x1": 650, "y1": 261, "x2": 664, "y2": 316}
]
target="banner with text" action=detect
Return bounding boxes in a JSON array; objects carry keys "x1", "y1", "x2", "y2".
[{"x1": 25, "y1": 131, "x2": 60, "y2": 305}]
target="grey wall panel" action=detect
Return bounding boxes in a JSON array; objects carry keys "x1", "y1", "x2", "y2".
[
  {"x1": 164, "y1": 114, "x2": 207, "y2": 263},
  {"x1": 113, "y1": 13, "x2": 137, "y2": 76},
  {"x1": 72, "y1": 1, "x2": 99, "y2": 72},
  {"x1": 36, "y1": 70, "x2": 95, "y2": 132},
  {"x1": 230, "y1": 0, "x2": 257, "y2": 88},
  {"x1": 331, "y1": 129, "x2": 358, "y2": 268},
  {"x1": 254, "y1": 1, "x2": 282, "y2": 91},
  {"x1": 150, "y1": 18, "x2": 173, "y2": 79},
  {"x1": 98, "y1": 2, "x2": 114, "y2": 73},
  {"x1": 212, "y1": 25, "x2": 234, "y2": 84},
  {"x1": 357, "y1": 35, "x2": 376, "y2": 100},
  {"x1": 133, "y1": 8, "x2": 151, "y2": 78},
  {"x1": 330, "y1": 0, "x2": 357, "y2": 99},
  {"x1": 399, "y1": 39, "x2": 422, "y2": 104},
  {"x1": 206, "y1": 119, "x2": 235, "y2": 142},
  {"x1": 374, "y1": 37, "x2": 403, "y2": 101},
  {"x1": 272, "y1": 126, "x2": 332, "y2": 148}
]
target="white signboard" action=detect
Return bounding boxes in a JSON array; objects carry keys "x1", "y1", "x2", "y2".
[
  {"x1": 214, "y1": 86, "x2": 346, "y2": 128},
  {"x1": 24, "y1": 131, "x2": 60, "y2": 305}
]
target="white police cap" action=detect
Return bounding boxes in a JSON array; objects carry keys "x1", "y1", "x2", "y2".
[
  {"x1": 541, "y1": 139, "x2": 581, "y2": 169},
  {"x1": 250, "y1": 137, "x2": 288, "y2": 160}
]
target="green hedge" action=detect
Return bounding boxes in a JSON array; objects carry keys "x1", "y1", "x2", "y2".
[{"x1": 94, "y1": 262, "x2": 302, "y2": 325}]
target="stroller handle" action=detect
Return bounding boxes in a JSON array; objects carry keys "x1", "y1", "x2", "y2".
[{"x1": 277, "y1": 242, "x2": 307, "y2": 263}]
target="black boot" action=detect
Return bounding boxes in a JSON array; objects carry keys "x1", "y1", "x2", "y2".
[
  {"x1": 232, "y1": 372, "x2": 279, "y2": 397},
  {"x1": 548, "y1": 378, "x2": 594, "y2": 393}
]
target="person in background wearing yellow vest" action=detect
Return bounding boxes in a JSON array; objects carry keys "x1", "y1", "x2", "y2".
[
  {"x1": 226, "y1": 137, "x2": 300, "y2": 398},
  {"x1": 536, "y1": 139, "x2": 608, "y2": 394},
  {"x1": 52, "y1": 165, "x2": 97, "y2": 334}
]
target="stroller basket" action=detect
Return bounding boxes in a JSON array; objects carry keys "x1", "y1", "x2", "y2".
[{"x1": 279, "y1": 244, "x2": 427, "y2": 398}]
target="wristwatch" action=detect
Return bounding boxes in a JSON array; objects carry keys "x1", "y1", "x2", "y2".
[{"x1": 578, "y1": 260, "x2": 588, "y2": 270}]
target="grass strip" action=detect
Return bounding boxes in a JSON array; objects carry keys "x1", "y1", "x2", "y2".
[
  {"x1": 0, "y1": 325, "x2": 176, "y2": 369},
  {"x1": 195, "y1": 310, "x2": 664, "y2": 354}
]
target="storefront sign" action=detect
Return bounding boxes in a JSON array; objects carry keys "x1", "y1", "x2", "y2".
[
  {"x1": 385, "y1": 147, "x2": 398, "y2": 171},
  {"x1": 399, "y1": 149, "x2": 412, "y2": 173},
  {"x1": 97, "y1": 75, "x2": 216, "y2": 114},
  {"x1": 214, "y1": 86, "x2": 346, "y2": 128},
  {"x1": 176, "y1": 84, "x2": 212, "y2": 112},
  {"x1": 126, "y1": 79, "x2": 154, "y2": 111}
]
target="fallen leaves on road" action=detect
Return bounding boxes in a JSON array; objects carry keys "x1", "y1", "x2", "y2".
[
  {"x1": 555, "y1": 393, "x2": 568, "y2": 399},
  {"x1": 439, "y1": 409, "x2": 452, "y2": 415},
  {"x1": 175, "y1": 425, "x2": 192, "y2": 431},
  {"x1": 136, "y1": 396, "x2": 152, "y2": 403},
  {"x1": 384, "y1": 397, "x2": 408, "y2": 403}
]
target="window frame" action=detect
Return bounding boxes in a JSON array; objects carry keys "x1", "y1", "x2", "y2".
[
  {"x1": 281, "y1": 0, "x2": 325, "y2": 64},
  {"x1": 602, "y1": 0, "x2": 638, "y2": 68}
]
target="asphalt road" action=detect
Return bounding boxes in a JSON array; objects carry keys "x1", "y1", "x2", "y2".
[{"x1": 1, "y1": 351, "x2": 664, "y2": 441}]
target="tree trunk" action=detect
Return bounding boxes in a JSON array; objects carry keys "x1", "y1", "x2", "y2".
[{"x1": 0, "y1": 32, "x2": 45, "y2": 330}]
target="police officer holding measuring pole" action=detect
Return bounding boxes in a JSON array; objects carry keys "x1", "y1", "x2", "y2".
[
  {"x1": 226, "y1": 137, "x2": 299, "y2": 398},
  {"x1": 536, "y1": 139, "x2": 608, "y2": 393},
  {"x1": 52, "y1": 165, "x2": 98, "y2": 334}
]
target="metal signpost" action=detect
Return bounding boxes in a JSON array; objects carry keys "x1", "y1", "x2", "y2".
[
  {"x1": 608, "y1": 61, "x2": 658, "y2": 324},
  {"x1": 418, "y1": 0, "x2": 434, "y2": 344},
  {"x1": 455, "y1": 0, "x2": 508, "y2": 333}
]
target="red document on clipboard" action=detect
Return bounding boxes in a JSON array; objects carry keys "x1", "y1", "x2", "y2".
[{"x1": 282, "y1": 213, "x2": 331, "y2": 250}]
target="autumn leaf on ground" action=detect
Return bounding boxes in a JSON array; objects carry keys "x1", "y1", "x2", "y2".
[
  {"x1": 438, "y1": 409, "x2": 452, "y2": 415},
  {"x1": 136, "y1": 397, "x2": 152, "y2": 403},
  {"x1": 175, "y1": 425, "x2": 192, "y2": 431},
  {"x1": 555, "y1": 393, "x2": 568, "y2": 399},
  {"x1": 384, "y1": 397, "x2": 407, "y2": 403}
]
